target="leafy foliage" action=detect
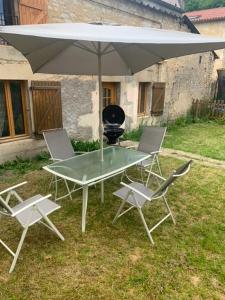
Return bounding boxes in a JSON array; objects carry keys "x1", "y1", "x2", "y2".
[
  {"x1": 185, "y1": 0, "x2": 225, "y2": 11},
  {"x1": 71, "y1": 139, "x2": 100, "y2": 152},
  {"x1": 0, "y1": 152, "x2": 50, "y2": 175},
  {"x1": 122, "y1": 125, "x2": 144, "y2": 142}
]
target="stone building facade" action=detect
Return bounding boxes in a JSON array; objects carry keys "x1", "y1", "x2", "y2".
[
  {"x1": 186, "y1": 7, "x2": 225, "y2": 77},
  {"x1": 47, "y1": 0, "x2": 216, "y2": 139},
  {"x1": 0, "y1": 0, "x2": 217, "y2": 162}
]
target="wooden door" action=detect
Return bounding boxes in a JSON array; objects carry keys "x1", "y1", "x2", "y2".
[
  {"x1": 102, "y1": 82, "x2": 116, "y2": 108},
  {"x1": 31, "y1": 81, "x2": 62, "y2": 134},
  {"x1": 19, "y1": 0, "x2": 48, "y2": 25}
]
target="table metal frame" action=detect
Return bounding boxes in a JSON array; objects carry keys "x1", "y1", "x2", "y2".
[{"x1": 43, "y1": 147, "x2": 151, "y2": 232}]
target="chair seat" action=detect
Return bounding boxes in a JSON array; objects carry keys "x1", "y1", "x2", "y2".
[
  {"x1": 13, "y1": 195, "x2": 60, "y2": 227},
  {"x1": 113, "y1": 182, "x2": 154, "y2": 208},
  {"x1": 137, "y1": 157, "x2": 155, "y2": 168}
]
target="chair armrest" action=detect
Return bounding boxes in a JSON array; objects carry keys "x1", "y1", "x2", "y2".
[
  {"x1": 120, "y1": 182, "x2": 150, "y2": 201},
  {"x1": 12, "y1": 194, "x2": 52, "y2": 217},
  {"x1": 0, "y1": 182, "x2": 27, "y2": 196},
  {"x1": 150, "y1": 150, "x2": 162, "y2": 155},
  {"x1": 173, "y1": 163, "x2": 191, "y2": 177},
  {"x1": 50, "y1": 158, "x2": 62, "y2": 162}
]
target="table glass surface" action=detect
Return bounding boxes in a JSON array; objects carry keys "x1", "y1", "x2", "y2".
[{"x1": 44, "y1": 146, "x2": 150, "y2": 185}]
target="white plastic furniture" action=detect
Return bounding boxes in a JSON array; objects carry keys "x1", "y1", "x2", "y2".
[
  {"x1": 43, "y1": 128, "x2": 84, "y2": 201},
  {"x1": 125, "y1": 126, "x2": 167, "y2": 183},
  {"x1": 0, "y1": 181, "x2": 64, "y2": 273},
  {"x1": 113, "y1": 160, "x2": 192, "y2": 244},
  {"x1": 43, "y1": 146, "x2": 151, "y2": 233}
]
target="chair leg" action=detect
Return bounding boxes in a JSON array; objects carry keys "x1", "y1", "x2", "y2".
[
  {"x1": 64, "y1": 180, "x2": 73, "y2": 201},
  {"x1": 49, "y1": 175, "x2": 54, "y2": 189},
  {"x1": 39, "y1": 211, "x2": 64, "y2": 241},
  {"x1": 55, "y1": 175, "x2": 58, "y2": 201},
  {"x1": 163, "y1": 196, "x2": 176, "y2": 225},
  {"x1": 9, "y1": 227, "x2": 28, "y2": 273},
  {"x1": 121, "y1": 170, "x2": 125, "y2": 182},
  {"x1": 156, "y1": 156, "x2": 163, "y2": 177},
  {"x1": 141, "y1": 166, "x2": 147, "y2": 183},
  {"x1": 146, "y1": 162, "x2": 154, "y2": 187},
  {"x1": 112, "y1": 199, "x2": 126, "y2": 224},
  {"x1": 137, "y1": 208, "x2": 154, "y2": 245}
]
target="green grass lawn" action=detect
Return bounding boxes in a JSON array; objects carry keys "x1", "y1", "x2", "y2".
[
  {"x1": 0, "y1": 157, "x2": 224, "y2": 299},
  {"x1": 164, "y1": 121, "x2": 225, "y2": 161}
]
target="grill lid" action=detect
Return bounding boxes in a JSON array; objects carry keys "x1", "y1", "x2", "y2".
[{"x1": 103, "y1": 105, "x2": 125, "y2": 126}]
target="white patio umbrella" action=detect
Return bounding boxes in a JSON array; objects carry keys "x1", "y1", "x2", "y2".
[{"x1": 1, "y1": 23, "x2": 225, "y2": 160}]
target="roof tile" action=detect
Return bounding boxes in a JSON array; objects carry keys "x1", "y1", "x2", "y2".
[{"x1": 185, "y1": 7, "x2": 225, "y2": 23}]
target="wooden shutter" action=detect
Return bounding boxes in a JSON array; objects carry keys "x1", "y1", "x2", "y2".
[
  {"x1": 31, "y1": 81, "x2": 62, "y2": 134},
  {"x1": 151, "y1": 83, "x2": 166, "y2": 116},
  {"x1": 19, "y1": 0, "x2": 48, "y2": 25}
]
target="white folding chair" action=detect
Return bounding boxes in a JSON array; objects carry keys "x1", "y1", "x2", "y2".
[
  {"x1": 123, "y1": 126, "x2": 167, "y2": 183},
  {"x1": 113, "y1": 160, "x2": 192, "y2": 244},
  {"x1": 0, "y1": 181, "x2": 64, "y2": 273},
  {"x1": 43, "y1": 128, "x2": 84, "y2": 201}
]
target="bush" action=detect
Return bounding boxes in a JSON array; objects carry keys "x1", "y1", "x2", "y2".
[
  {"x1": 123, "y1": 125, "x2": 144, "y2": 141},
  {"x1": 0, "y1": 152, "x2": 50, "y2": 175},
  {"x1": 71, "y1": 139, "x2": 100, "y2": 152}
]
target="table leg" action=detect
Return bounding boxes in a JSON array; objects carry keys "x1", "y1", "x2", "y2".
[
  {"x1": 101, "y1": 181, "x2": 104, "y2": 204},
  {"x1": 82, "y1": 185, "x2": 89, "y2": 233}
]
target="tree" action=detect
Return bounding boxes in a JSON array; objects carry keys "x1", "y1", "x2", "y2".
[{"x1": 185, "y1": 0, "x2": 225, "y2": 11}]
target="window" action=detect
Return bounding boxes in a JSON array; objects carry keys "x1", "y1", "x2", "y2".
[
  {"x1": 0, "y1": 0, "x2": 18, "y2": 26},
  {"x1": 0, "y1": 0, "x2": 5, "y2": 25},
  {"x1": 151, "y1": 83, "x2": 166, "y2": 116},
  {"x1": 102, "y1": 82, "x2": 120, "y2": 108},
  {"x1": 0, "y1": 81, "x2": 28, "y2": 141},
  {"x1": 138, "y1": 82, "x2": 150, "y2": 115}
]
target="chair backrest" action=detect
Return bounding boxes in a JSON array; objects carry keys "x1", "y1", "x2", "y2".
[
  {"x1": 43, "y1": 129, "x2": 74, "y2": 161},
  {"x1": 152, "y1": 160, "x2": 192, "y2": 198},
  {"x1": 0, "y1": 195, "x2": 13, "y2": 216},
  {"x1": 138, "y1": 126, "x2": 167, "y2": 154}
]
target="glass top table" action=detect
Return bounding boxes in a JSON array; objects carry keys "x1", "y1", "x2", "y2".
[
  {"x1": 43, "y1": 146, "x2": 151, "y2": 233},
  {"x1": 43, "y1": 146, "x2": 151, "y2": 186}
]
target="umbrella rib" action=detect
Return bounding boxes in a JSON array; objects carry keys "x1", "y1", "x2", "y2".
[
  {"x1": 91, "y1": 41, "x2": 98, "y2": 52},
  {"x1": 102, "y1": 43, "x2": 130, "y2": 56},
  {"x1": 102, "y1": 43, "x2": 113, "y2": 55},
  {"x1": 137, "y1": 44, "x2": 166, "y2": 61},
  {"x1": 73, "y1": 41, "x2": 97, "y2": 55},
  {"x1": 33, "y1": 41, "x2": 74, "y2": 73},
  {"x1": 23, "y1": 39, "x2": 61, "y2": 56},
  {"x1": 111, "y1": 43, "x2": 133, "y2": 75}
]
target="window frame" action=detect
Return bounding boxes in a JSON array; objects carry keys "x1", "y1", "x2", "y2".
[
  {"x1": 102, "y1": 82, "x2": 120, "y2": 108},
  {"x1": 0, "y1": 80, "x2": 29, "y2": 142}
]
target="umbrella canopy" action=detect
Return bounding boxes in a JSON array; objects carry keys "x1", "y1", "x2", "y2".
[
  {"x1": 1, "y1": 23, "x2": 225, "y2": 75},
  {"x1": 1, "y1": 22, "x2": 225, "y2": 159}
]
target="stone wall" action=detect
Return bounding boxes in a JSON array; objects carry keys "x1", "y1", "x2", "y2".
[{"x1": 192, "y1": 20, "x2": 225, "y2": 76}]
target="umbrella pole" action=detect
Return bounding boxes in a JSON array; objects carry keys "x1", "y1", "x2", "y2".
[{"x1": 98, "y1": 43, "x2": 104, "y2": 162}]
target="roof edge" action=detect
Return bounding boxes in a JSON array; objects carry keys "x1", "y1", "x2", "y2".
[
  {"x1": 130, "y1": 0, "x2": 184, "y2": 17},
  {"x1": 151, "y1": 0, "x2": 184, "y2": 13}
]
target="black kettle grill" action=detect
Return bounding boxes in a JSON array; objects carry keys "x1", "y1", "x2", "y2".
[{"x1": 103, "y1": 105, "x2": 125, "y2": 145}]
